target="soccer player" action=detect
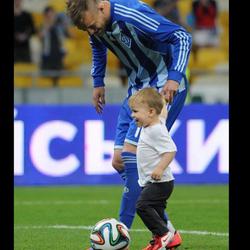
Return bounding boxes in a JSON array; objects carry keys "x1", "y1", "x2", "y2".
[
  {"x1": 129, "y1": 88, "x2": 178, "y2": 250},
  {"x1": 66, "y1": 0, "x2": 191, "y2": 248}
]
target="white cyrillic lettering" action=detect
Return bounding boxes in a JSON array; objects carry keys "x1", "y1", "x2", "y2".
[
  {"x1": 169, "y1": 120, "x2": 183, "y2": 174},
  {"x1": 84, "y1": 120, "x2": 116, "y2": 174},
  {"x1": 30, "y1": 121, "x2": 80, "y2": 176},
  {"x1": 14, "y1": 108, "x2": 24, "y2": 175},
  {"x1": 187, "y1": 119, "x2": 229, "y2": 174}
]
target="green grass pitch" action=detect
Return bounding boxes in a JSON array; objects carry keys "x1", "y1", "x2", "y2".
[{"x1": 14, "y1": 184, "x2": 228, "y2": 249}]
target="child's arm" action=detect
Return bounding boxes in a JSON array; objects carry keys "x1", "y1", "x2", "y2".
[
  {"x1": 160, "y1": 99, "x2": 168, "y2": 121},
  {"x1": 151, "y1": 151, "x2": 176, "y2": 181}
]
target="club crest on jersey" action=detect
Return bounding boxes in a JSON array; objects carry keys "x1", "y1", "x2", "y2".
[{"x1": 120, "y1": 33, "x2": 131, "y2": 48}]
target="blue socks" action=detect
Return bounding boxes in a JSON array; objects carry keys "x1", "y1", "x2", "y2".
[
  {"x1": 119, "y1": 152, "x2": 141, "y2": 229},
  {"x1": 117, "y1": 169, "x2": 127, "y2": 181}
]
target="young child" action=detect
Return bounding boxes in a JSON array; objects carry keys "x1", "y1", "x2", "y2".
[{"x1": 129, "y1": 88, "x2": 177, "y2": 250}]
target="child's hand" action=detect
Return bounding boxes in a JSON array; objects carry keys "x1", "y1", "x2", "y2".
[
  {"x1": 151, "y1": 167, "x2": 164, "y2": 181},
  {"x1": 160, "y1": 102, "x2": 168, "y2": 120}
]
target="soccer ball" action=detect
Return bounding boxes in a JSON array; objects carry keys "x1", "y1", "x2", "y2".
[{"x1": 90, "y1": 218, "x2": 130, "y2": 250}]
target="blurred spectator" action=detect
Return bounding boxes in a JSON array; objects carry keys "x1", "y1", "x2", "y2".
[
  {"x1": 189, "y1": 0, "x2": 219, "y2": 61},
  {"x1": 153, "y1": 0, "x2": 186, "y2": 27},
  {"x1": 14, "y1": 0, "x2": 36, "y2": 63},
  {"x1": 39, "y1": 6, "x2": 69, "y2": 87},
  {"x1": 56, "y1": 12, "x2": 72, "y2": 35}
]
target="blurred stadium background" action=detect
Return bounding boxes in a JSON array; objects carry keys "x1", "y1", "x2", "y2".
[
  {"x1": 14, "y1": 0, "x2": 229, "y2": 249},
  {"x1": 14, "y1": 0, "x2": 228, "y2": 104}
]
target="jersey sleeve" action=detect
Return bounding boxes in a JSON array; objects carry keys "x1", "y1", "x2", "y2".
[
  {"x1": 89, "y1": 35, "x2": 107, "y2": 87},
  {"x1": 113, "y1": 1, "x2": 192, "y2": 84}
]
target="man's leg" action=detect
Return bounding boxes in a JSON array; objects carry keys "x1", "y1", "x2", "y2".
[
  {"x1": 112, "y1": 99, "x2": 142, "y2": 228},
  {"x1": 112, "y1": 98, "x2": 131, "y2": 182},
  {"x1": 119, "y1": 143, "x2": 142, "y2": 229},
  {"x1": 112, "y1": 149, "x2": 126, "y2": 181},
  {"x1": 113, "y1": 150, "x2": 140, "y2": 229}
]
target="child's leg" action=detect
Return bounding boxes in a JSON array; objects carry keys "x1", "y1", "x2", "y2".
[
  {"x1": 136, "y1": 181, "x2": 174, "y2": 236},
  {"x1": 114, "y1": 99, "x2": 174, "y2": 229}
]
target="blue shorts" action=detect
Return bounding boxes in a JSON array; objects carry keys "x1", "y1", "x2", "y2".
[{"x1": 114, "y1": 77, "x2": 188, "y2": 149}]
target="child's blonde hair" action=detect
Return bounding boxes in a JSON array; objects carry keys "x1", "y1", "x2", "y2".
[{"x1": 129, "y1": 88, "x2": 166, "y2": 115}]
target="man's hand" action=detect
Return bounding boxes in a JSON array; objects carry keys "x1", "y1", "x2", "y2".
[
  {"x1": 161, "y1": 80, "x2": 179, "y2": 104},
  {"x1": 92, "y1": 87, "x2": 105, "y2": 114}
]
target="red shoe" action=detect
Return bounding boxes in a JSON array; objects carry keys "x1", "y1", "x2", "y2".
[
  {"x1": 142, "y1": 239, "x2": 155, "y2": 250},
  {"x1": 151, "y1": 232, "x2": 174, "y2": 250},
  {"x1": 166, "y1": 231, "x2": 182, "y2": 249}
]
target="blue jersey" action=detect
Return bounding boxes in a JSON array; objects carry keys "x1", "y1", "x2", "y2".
[{"x1": 90, "y1": 0, "x2": 192, "y2": 97}]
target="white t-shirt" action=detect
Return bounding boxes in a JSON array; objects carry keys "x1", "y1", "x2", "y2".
[{"x1": 137, "y1": 118, "x2": 177, "y2": 187}]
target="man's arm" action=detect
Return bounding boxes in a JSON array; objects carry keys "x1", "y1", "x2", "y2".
[
  {"x1": 92, "y1": 87, "x2": 105, "y2": 114},
  {"x1": 160, "y1": 29, "x2": 192, "y2": 103},
  {"x1": 90, "y1": 36, "x2": 107, "y2": 87},
  {"x1": 114, "y1": 2, "x2": 192, "y2": 103},
  {"x1": 161, "y1": 79, "x2": 179, "y2": 104},
  {"x1": 89, "y1": 36, "x2": 107, "y2": 113}
]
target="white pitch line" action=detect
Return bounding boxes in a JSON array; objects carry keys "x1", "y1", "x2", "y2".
[
  {"x1": 14, "y1": 225, "x2": 228, "y2": 237},
  {"x1": 14, "y1": 199, "x2": 227, "y2": 206},
  {"x1": 178, "y1": 230, "x2": 228, "y2": 237},
  {"x1": 172, "y1": 199, "x2": 228, "y2": 204},
  {"x1": 14, "y1": 200, "x2": 110, "y2": 205}
]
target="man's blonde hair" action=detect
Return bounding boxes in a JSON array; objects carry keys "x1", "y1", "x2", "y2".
[
  {"x1": 66, "y1": 0, "x2": 97, "y2": 28},
  {"x1": 129, "y1": 88, "x2": 165, "y2": 115}
]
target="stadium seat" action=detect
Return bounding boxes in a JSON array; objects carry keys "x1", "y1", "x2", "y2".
[
  {"x1": 107, "y1": 51, "x2": 120, "y2": 71},
  {"x1": 177, "y1": 0, "x2": 193, "y2": 20},
  {"x1": 36, "y1": 76, "x2": 83, "y2": 88},
  {"x1": 189, "y1": 47, "x2": 228, "y2": 70},
  {"x1": 36, "y1": 77, "x2": 54, "y2": 87},
  {"x1": 49, "y1": 0, "x2": 65, "y2": 12},
  {"x1": 14, "y1": 75, "x2": 33, "y2": 87},
  {"x1": 142, "y1": 0, "x2": 154, "y2": 7},
  {"x1": 64, "y1": 39, "x2": 86, "y2": 69},
  {"x1": 218, "y1": 10, "x2": 229, "y2": 53},
  {"x1": 14, "y1": 63, "x2": 38, "y2": 87},
  {"x1": 32, "y1": 12, "x2": 43, "y2": 30},
  {"x1": 80, "y1": 36, "x2": 93, "y2": 64},
  {"x1": 68, "y1": 26, "x2": 86, "y2": 40},
  {"x1": 58, "y1": 76, "x2": 83, "y2": 87}
]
